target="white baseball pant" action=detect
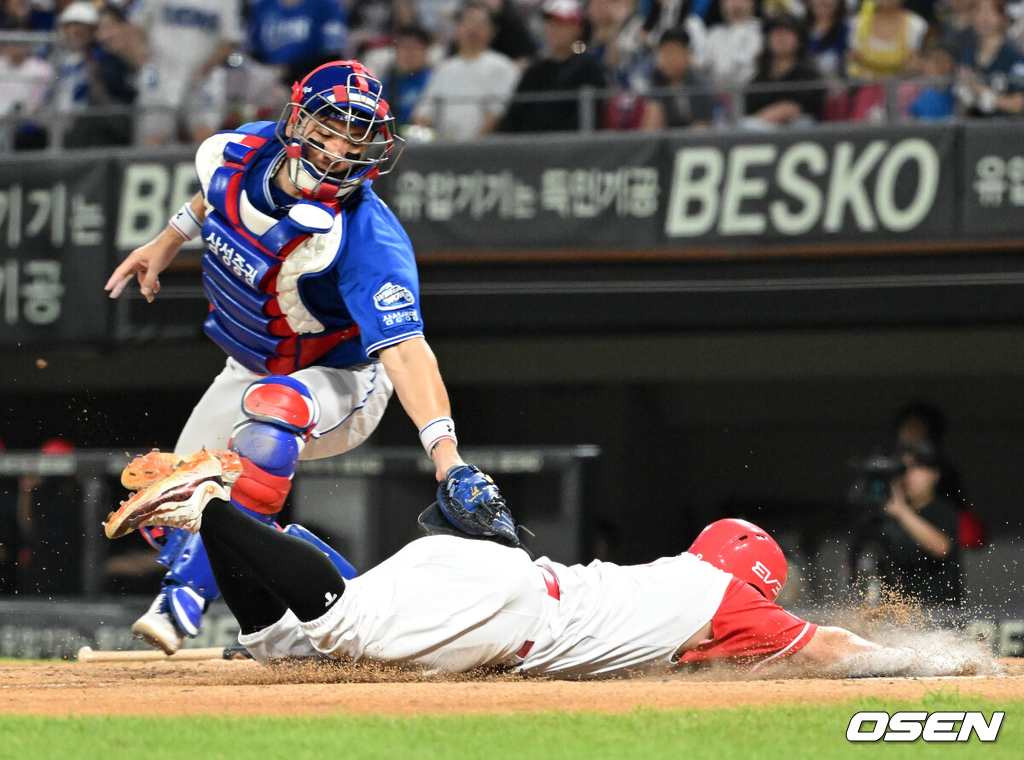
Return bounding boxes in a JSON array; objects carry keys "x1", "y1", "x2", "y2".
[{"x1": 174, "y1": 357, "x2": 393, "y2": 459}]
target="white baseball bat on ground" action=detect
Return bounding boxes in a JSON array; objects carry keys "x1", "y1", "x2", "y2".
[{"x1": 76, "y1": 645, "x2": 252, "y2": 662}]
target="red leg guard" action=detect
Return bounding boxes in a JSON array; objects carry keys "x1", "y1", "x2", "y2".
[
  {"x1": 231, "y1": 457, "x2": 293, "y2": 515},
  {"x1": 242, "y1": 378, "x2": 319, "y2": 438}
]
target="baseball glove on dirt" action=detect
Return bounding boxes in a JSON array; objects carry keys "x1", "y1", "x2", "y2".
[{"x1": 418, "y1": 464, "x2": 527, "y2": 550}]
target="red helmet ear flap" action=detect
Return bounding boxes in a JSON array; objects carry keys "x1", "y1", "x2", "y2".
[{"x1": 688, "y1": 518, "x2": 788, "y2": 602}]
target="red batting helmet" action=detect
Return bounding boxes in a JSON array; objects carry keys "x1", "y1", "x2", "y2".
[{"x1": 687, "y1": 518, "x2": 788, "y2": 603}]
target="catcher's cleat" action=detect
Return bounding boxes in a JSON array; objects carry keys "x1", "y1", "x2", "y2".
[
  {"x1": 105, "y1": 449, "x2": 242, "y2": 539},
  {"x1": 131, "y1": 591, "x2": 185, "y2": 655},
  {"x1": 130, "y1": 586, "x2": 207, "y2": 655}
]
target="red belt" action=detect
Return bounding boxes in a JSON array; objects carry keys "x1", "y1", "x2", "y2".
[{"x1": 515, "y1": 567, "x2": 560, "y2": 659}]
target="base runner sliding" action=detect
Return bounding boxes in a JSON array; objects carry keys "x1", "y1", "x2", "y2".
[{"x1": 104, "y1": 449, "x2": 987, "y2": 679}]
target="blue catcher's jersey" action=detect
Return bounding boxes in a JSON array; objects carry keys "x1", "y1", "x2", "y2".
[{"x1": 197, "y1": 121, "x2": 422, "y2": 374}]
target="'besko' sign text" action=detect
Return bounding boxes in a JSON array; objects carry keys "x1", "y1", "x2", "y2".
[{"x1": 662, "y1": 129, "x2": 954, "y2": 241}]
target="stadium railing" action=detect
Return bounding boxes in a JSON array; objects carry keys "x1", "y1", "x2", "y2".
[{"x1": 0, "y1": 70, "x2": 966, "y2": 153}]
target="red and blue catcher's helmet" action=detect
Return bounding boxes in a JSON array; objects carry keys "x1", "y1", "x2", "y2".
[
  {"x1": 687, "y1": 518, "x2": 788, "y2": 603},
  {"x1": 275, "y1": 60, "x2": 403, "y2": 202}
]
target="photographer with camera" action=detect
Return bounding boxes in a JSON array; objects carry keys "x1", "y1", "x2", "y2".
[
  {"x1": 848, "y1": 440, "x2": 962, "y2": 608},
  {"x1": 894, "y1": 401, "x2": 987, "y2": 550},
  {"x1": 877, "y1": 441, "x2": 962, "y2": 607}
]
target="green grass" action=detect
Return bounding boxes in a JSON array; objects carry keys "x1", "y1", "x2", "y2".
[{"x1": 2, "y1": 695, "x2": 1021, "y2": 759}]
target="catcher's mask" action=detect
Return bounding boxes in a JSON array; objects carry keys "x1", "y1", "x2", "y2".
[
  {"x1": 275, "y1": 60, "x2": 404, "y2": 202},
  {"x1": 687, "y1": 518, "x2": 788, "y2": 603}
]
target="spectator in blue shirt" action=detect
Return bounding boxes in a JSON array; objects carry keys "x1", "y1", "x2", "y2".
[
  {"x1": 248, "y1": 0, "x2": 348, "y2": 85},
  {"x1": 378, "y1": 25, "x2": 434, "y2": 129},
  {"x1": 908, "y1": 41, "x2": 957, "y2": 119}
]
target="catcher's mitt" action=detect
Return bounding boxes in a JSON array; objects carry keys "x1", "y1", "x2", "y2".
[{"x1": 418, "y1": 464, "x2": 528, "y2": 551}]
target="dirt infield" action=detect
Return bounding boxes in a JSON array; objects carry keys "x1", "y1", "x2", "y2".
[{"x1": 2, "y1": 659, "x2": 1023, "y2": 716}]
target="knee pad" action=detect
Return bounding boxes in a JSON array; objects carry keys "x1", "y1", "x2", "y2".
[
  {"x1": 229, "y1": 376, "x2": 319, "y2": 514},
  {"x1": 241, "y1": 375, "x2": 320, "y2": 439},
  {"x1": 284, "y1": 523, "x2": 358, "y2": 580},
  {"x1": 231, "y1": 421, "x2": 302, "y2": 477}
]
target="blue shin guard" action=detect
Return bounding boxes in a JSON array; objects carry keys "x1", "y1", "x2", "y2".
[{"x1": 284, "y1": 523, "x2": 358, "y2": 580}]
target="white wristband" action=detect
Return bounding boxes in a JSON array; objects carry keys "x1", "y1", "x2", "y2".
[
  {"x1": 169, "y1": 202, "x2": 202, "y2": 241},
  {"x1": 419, "y1": 417, "x2": 457, "y2": 456}
]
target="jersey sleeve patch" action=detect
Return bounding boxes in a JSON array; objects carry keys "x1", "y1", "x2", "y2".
[{"x1": 373, "y1": 282, "x2": 416, "y2": 311}]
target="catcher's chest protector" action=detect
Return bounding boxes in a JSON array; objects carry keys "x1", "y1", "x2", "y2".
[{"x1": 201, "y1": 130, "x2": 359, "y2": 375}]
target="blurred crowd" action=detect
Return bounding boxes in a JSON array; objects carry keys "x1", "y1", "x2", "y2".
[{"x1": 1, "y1": 0, "x2": 1022, "y2": 148}]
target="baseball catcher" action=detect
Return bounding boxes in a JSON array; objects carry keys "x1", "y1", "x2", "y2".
[
  {"x1": 104, "y1": 450, "x2": 988, "y2": 679},
  {"x1": 105, "y1": 59, "x2": 520, "y2": 654}
]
